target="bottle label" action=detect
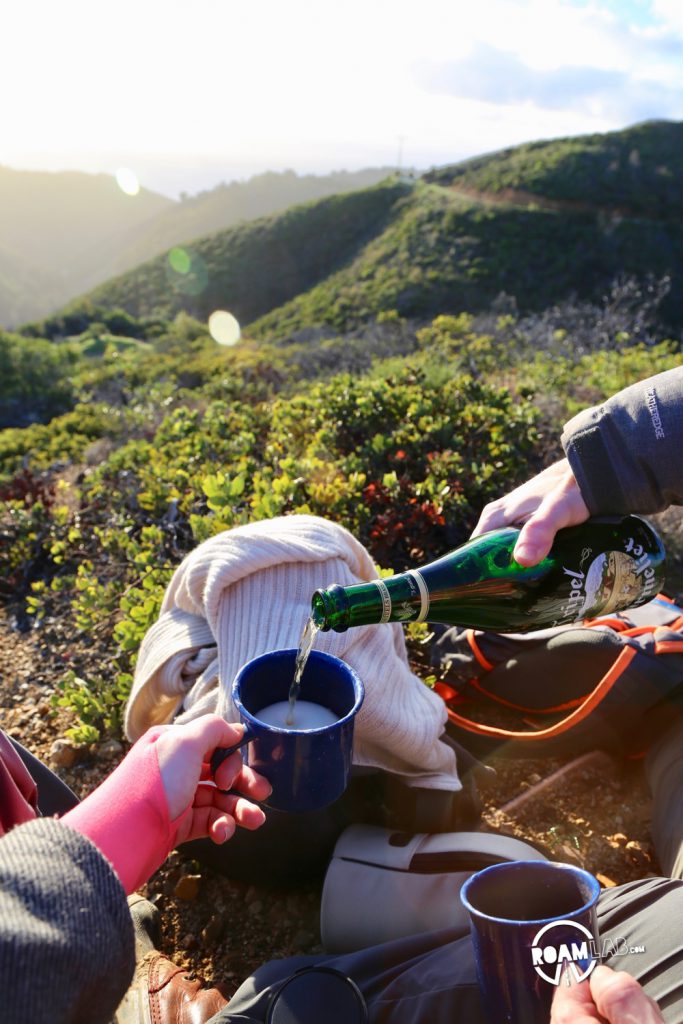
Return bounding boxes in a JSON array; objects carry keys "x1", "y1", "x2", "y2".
[
  {"x1": 406, "y1": 570, "x2": 430, "y2": 622},
  {"x1": 559, "y1": 543, "x2": 658, "y2": 621},
  {"x1": 373, "y1": 579, "x2": 392, "y2": 623}
]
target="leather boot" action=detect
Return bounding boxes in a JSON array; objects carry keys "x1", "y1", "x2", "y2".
[
  {"x1": 115, "y1": 895, "x2": 229, "y2": 1024},
  {"x1": 115, "y1": 951, "x2": 230, "y2": 1024}
]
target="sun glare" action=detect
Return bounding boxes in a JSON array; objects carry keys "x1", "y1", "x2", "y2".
[
  {"x1": 209, "y1": 310, "x2": 241, "y2": 346},
  {"x1": 168, "y1": 247, "x2": 192, "y2": 274},
  {"x1": 115, "y1": 167, "x2": 140, "y2": 196}
]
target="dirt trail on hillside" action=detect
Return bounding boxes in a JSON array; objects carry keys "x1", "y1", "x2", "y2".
[{"x1": 446, "y1": 182, "x2": 658, "y2": 222}]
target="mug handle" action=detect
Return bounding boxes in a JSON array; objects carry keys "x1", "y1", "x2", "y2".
[{"x1": 210, "y1": 722, "x2": 256, "y2": 786}]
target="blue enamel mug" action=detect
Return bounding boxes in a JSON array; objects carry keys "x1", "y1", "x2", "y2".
[
  {"x1": 210, "y1": 648, "x2": 364, "y2": 813},
  {"x1": 460, "y1": 860, "x2": 601, "y2": 1024}
]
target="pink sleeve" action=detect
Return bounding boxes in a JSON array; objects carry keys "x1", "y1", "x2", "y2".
[{"x1": 61, "y1": 728, "x2": 191, "y2": 894}]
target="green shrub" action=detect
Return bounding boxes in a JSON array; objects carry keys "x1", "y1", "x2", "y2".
[{"x1": 2, "y1": 295, "x2": 677, "y2": 743}]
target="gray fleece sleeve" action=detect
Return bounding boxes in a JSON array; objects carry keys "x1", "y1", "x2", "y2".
[
  {"x1": 561, "y1": 367, "x2": 683, "y2": 515},
  {"x1": 0, "y1": 816, "x2": 134, "y2": 1024}
]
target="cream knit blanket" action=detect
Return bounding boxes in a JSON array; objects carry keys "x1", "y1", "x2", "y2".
[{"x1": 124, "y1": 514, "x2": 460, "y2": 791}]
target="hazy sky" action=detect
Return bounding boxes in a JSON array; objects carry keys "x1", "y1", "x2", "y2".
[{"x1": 4, "y1": 0, "x2": 683, "y2": 198}]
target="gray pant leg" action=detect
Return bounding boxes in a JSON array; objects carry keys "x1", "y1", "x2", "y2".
[
  {"x1": 213, "y1": 878, "x2": 683, "y2": 1023},
  {"x1": 596, "y1": 877, "x2": 683, "y2": 1022},
  {"x1": 212, "y1": 928, "x2": 483, "y2": 1024},
  {"x1": 646, "y1": 719, "x2": 683, "y2": 878}
]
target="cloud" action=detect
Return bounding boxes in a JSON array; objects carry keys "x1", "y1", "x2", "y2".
[
  {"x1": 412, "y1": 41, "x2": 683, "y2": 121},
  {"x1": 652, "y1": 0, "x2": 683, "y2": 35}
]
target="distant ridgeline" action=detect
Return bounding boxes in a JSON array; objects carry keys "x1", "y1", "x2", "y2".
[
  {"x1": 0, "y1": 166, "x2": 393, "y2": 329},
  {"x1": 3, "y1": 122, "x2": 683, "y2": 337},
  {"x1": 4, "y1": 118, "x2": 683, "y2": 432},
  {"x1": 49, "y1": 118, "x2": 683, "y2": 338}
]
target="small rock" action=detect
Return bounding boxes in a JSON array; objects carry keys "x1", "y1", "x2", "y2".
[
  {"x1": 201, "y1": 914, "x2": 224, "y2": 943},
  {"x1": 557, "y1": 843, "x2": 582, "y2": 865},
  {"x1": 174, "y1": 874, "x2": 202, "y2": 900},
  {"x1": 49, "y1": 739, "x2": 80, "y2": 768},
  {"x1": 625, "y1": 840, "x2": 650, "y2": 871},
  {"x1": 249, "y1": 900, "x2": 263, "y2": 915},
  {"x1": 98, "y1": 739, "x2": 124, "y2": 758},
  {"x1": 596, "y1": 872, "x2": 617, "y2": 888}
]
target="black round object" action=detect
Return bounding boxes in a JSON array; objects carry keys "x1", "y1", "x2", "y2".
[{"x1": 266, "y1": 966, "x2": 368, "y2": 1024}]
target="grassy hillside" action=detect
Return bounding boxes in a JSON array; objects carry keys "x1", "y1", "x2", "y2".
[
  {"x1": 425, "y1": 120, "x2": 683, "y2": 219},
  {"x1": 0, "y1": 167, "x2": 172, "y2": 271},
  {"x1": 0, "y1": 166, "x2": 393, "y2": 328},
  {"x1": 106, "y1": 167, "x2": 395, "y2": 277},
  {"x1": 3, "y1": 121, "x2": 683, "y2": 749},
  {"x1": 250, "y1": 182, "x2": 683, "y2": 337},
  {"x1": 0, "y1": 241, "x2": 66, "y2": 329},
  {"x1": 77, "y1": 121, "x2": 683, "y2": 339},
  {"x1": 80, "y1": 181, "x2": 411, "y2": 325}
]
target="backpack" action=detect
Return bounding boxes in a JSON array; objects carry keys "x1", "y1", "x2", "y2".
[
  {"x1": 320, "y1": 824, "x2": 548, "y2": 953},
  {"x1": 430, "y1": 595, "x2": 683, "y2": 760}
]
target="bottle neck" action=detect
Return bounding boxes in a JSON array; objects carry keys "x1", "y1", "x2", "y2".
[
  {"x1": 311, "y1": 585, "x2": 352, "y2": 632},
  {"x1": 312, "y1": 572, "x2": 432, "y2": 632}
]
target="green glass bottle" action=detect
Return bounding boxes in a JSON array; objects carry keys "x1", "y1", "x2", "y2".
[{"x1": 311, "y1": 515, "x2": 666, "y2": 634}]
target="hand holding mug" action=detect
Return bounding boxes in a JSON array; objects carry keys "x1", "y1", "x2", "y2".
[
  {"x1": 62, "y1": 714, "x2": 271, "y2": 894},
  {"x1": 154, "y1": 713, "x2": 271, "y2": 844}
]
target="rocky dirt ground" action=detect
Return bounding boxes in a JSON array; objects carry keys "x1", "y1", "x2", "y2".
[{"x1": 0, "y1": 601, "x2": 662, "y2": 997}]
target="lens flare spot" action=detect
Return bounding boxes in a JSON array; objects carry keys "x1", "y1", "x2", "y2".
[
  {"x1": 209, "y1": 310, "x2": 241, "y2": 346},
  {"x1": 115, "y1": 167, "x2": 140, "y2": 196},
  {"x1": 168, "y1": 247, "x2": 192, "y2": 274}
]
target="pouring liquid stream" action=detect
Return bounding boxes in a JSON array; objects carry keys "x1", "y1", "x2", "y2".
[{"x1": 286, "y1": 616, "x2": 320, "y2": 725}]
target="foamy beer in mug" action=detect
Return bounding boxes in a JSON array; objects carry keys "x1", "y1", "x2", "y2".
[{"x1": 210, "y1": 649, "x2": 364, "y2": 812}]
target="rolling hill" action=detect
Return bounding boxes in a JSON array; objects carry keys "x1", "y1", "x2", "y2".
[
  {"x1": 104, "y1": 168, "x2": 395, "y2": 279},
  {"x1": 0, "y1": 166, "x2": 173, "y2": 326},
  {"x1": 77, "y1": 181, "x2": 413, "y2": 328},
  {"x1": 0, "y1": 165, "x2": 392, "y2": 328},
  {"x1": 69, "y1": 120, "x2": 683, "y2": 339},
  {"x1": 424, "y1": 119, "x2": 683, "y2": 219}
]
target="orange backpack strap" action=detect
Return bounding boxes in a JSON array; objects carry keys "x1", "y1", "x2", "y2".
[
  {"x1": 467, "y1": 676, "x2": 586, "y2": 715},
  {"x1": 466, "y1": 629, "x2": 496, "y2": 672},
  {"x1": 445, "y1": 645, "x2": 638, "y2": 743}
]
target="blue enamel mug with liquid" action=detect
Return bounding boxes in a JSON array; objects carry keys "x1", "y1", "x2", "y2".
[
  {"x1": 210, "y1": 648, "x2": 364, "y2": 813},
  {"x1": 460, "y1": 859, "x2": 601, "y2": 1024}
]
